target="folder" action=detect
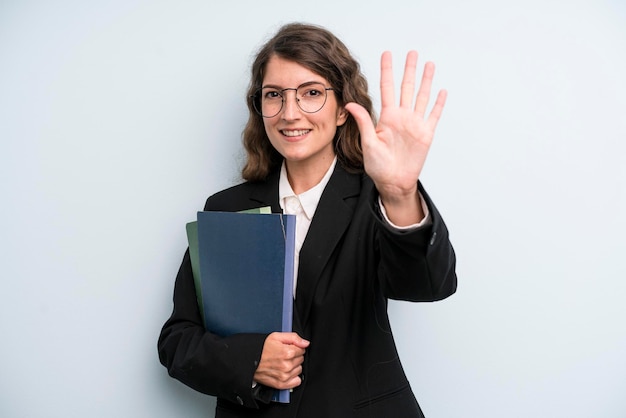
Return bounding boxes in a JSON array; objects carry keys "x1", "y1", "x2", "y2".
[
  {"x1": 186, "y1": 208, "x2": 295, "y2": 403},
  {"x1": 185, "y1": 207, "x2": 272, "y2": 317}
]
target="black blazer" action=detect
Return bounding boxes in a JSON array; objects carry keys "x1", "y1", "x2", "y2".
[{"x1": 158, "y1": 164, "x2": 457, "y2": 418}]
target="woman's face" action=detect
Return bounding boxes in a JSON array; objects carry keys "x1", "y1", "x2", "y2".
[{"x1": 261, "y1": 55, "x2": 347, "y2": 174}]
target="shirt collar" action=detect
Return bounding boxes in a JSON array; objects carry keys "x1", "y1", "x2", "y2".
[{"x1": 279, "y1": 157, "x2": 337, "y2": 220}]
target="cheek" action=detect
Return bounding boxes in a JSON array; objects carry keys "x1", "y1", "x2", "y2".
[
  {"x1": 262, "y1": 118, "x2": 275, "y2": 137},
  {"x1": 322, "y1": 103, "x2": 346, "y2": 126},
  {"x1": 314, "y1": 109, "x2": 336, "y2": 126}
]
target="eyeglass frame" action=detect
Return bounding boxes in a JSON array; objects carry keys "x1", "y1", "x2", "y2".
[{"x1": 250, "y1": 81, "x2": 336, "y2": 118}]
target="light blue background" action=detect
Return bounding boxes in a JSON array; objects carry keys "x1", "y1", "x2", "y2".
[{"x1": 1, "y1": 1, "x2": 625, "y2": 417}]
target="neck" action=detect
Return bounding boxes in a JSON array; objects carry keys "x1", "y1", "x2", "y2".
[{"x1": 285, "y1": 156, "x2": 334, "y2": 194}]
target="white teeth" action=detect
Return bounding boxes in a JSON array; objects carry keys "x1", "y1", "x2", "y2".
[{"x1": 282, "y1": 129, "x2": 310, "y2": 137}]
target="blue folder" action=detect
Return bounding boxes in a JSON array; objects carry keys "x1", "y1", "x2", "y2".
[{"x1": 189, "y1": 210, "x2": 296, "y2": 403}]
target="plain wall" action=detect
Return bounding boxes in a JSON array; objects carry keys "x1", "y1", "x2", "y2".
[{"x1": 1, "y1": 0, "x2": 625, "y2": 417}]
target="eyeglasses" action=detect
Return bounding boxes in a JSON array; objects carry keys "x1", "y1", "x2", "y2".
[{"x1": 251, "y1": 82, "x2": 335, "y2": 118}]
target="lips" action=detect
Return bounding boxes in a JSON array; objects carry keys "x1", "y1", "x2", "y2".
[{"x1": 281, "y1": 129, "x2": 311, "y2": 137}]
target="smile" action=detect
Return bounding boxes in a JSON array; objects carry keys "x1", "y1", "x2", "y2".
[{"x1": 281, "y1": 129, "x2": 311, "y2": 137}]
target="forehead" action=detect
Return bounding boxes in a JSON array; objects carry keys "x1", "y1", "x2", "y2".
[{"x1": 262, "y1": 56, "x2": 329, "y2": 87}]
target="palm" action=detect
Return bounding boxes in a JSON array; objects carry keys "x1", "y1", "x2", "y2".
[{"x1": 345, "y1": 51, "x2": 446, "y2": 200}]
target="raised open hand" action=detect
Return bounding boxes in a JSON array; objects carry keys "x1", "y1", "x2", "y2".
[{"x1": 345, "y1": 51, "x2": 446, "y2": 225}]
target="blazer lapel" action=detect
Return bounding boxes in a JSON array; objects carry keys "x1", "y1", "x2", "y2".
[{"x1": 295, "y1": 164, "x2": 362, "y2": 328}]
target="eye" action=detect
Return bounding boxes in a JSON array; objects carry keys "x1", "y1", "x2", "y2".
[
  {"x1": 302, "y1": 87, "x2": 322, "y2": 97},
  {"x1": 263, "y1": 89, "x2": 282, "y2": 100}
]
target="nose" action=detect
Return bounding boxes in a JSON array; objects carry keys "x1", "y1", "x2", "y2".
[{"x1": 281, "y1": 89, "x2": 301, "y2": 120}]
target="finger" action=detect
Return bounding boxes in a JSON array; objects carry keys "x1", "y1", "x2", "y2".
[
  {"x1": 268, "y1": 371, "x2": 303, "y2": 390},
  {"x1": 414, "y1": 61, "x2": 435, "y2": 117},
  {"x1": 427, "y1": 89, "x2": 448, "y2": 128},
  {"x1": 278, "y1": 356, "x2": 303, "y2": 373},
  {"x1": 278, "y1": 364, "x2": 303, "y2": 384},
  {"x1": 344, "y1": 102, "x2": 376, "y2": 144},
  {"x1": 400, "y1": 50, "x2": 418, "y2": 108},
  {"x1": 282, "y1": 374, "x2": 303, "y2": 390},
  {"x1": 282, "y1": 360, "x2": 303, "y2": 375},
  {"x1": 380, "y1": 51, "x2": 395, "y2": 109},
  {"x1": 283, "y1": 345, "x2": 306, "y2": 360}
]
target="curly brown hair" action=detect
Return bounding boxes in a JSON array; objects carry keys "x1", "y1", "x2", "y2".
[{"x1": 241, "y1": 23, "x2": 375, "y2": 181}]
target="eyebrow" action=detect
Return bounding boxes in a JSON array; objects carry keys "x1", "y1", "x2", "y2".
[{"x1": 261, "y1": 80, "x2": 327, "y2": 89}]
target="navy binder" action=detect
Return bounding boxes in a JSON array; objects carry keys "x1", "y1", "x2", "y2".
[{"x1": 194, "y1": 211, "x2": 296, "y2": 403}]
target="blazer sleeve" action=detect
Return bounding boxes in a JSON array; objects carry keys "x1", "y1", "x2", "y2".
[
  {"x1": 157, "y1": 247, "x2": 273, "y2": 408},
  {"x1": 372, "y1": 181, "x2": 457, "y2": 302}
]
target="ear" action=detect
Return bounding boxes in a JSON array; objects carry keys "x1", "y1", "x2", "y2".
[{"x1": 336, "y1": 107, "x2": 348, "y2": 127}]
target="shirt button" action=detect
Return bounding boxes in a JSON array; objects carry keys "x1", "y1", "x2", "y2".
[
  {"x1": 430, "y1": 231, "x2": 437, "y2": 246},
  {"x1": 236, "y1": 395, "x2": 244, "y2": 405}
]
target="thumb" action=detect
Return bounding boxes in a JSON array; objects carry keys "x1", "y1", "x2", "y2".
[
  {"x1": 275, "y1": 332, "x2": 310, "y2": 348},
  {"x1": 292, "y1": 336, "x2": 310, "y2": 349},
  {"x1": 344, "y1": 102, "x2": 376, "y2": 141}
]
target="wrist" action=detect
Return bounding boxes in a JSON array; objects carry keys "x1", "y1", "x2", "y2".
[{"x1": 378, "y1": 187, "x2": 424, "y2": 226}]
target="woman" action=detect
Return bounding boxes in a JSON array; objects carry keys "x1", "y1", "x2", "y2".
[{"x1": 158, "y1": 22, "x2": 457, "y2": 418}]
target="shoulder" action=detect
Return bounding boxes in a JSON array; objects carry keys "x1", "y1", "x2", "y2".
[
  {"x1": 203, "y1": 169, "x2": 280, "y2": 212},
  {"x1": 203, "y1": 182, "x2": 257, "y2": 211}
]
